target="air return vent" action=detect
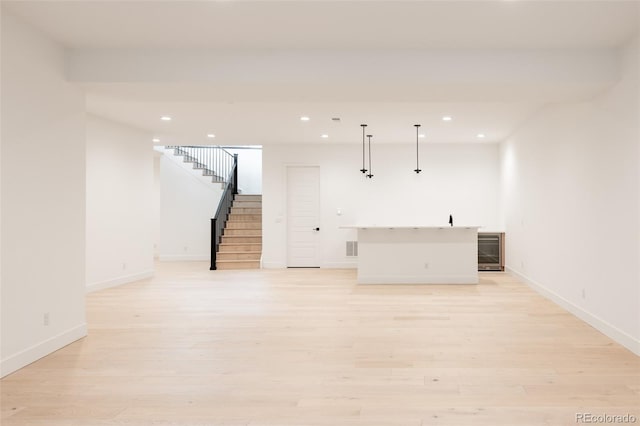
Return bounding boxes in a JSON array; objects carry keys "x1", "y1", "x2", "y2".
[{"x1": 346, "y1": 241, "x2": 358, "y2": 257}]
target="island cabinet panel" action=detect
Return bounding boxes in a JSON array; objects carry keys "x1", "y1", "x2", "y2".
[{"x1": 344, "y1": 226, "x2": 480, "y2": 285}]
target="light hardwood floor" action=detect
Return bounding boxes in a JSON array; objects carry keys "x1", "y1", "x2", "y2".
[{"x1": 2, "y1": 263, "x2": 638, "y2": 426}]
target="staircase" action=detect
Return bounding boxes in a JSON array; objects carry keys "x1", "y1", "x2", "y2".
[{"x1": 216, "y1": 194, "x2": 262, "y2": 270}]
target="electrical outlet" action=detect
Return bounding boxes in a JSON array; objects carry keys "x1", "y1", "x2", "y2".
[
  {"x1": 122, "y1": 262, "x2": 127, "y2": 270},
  {"x1": 582, "y1": 289, "x2": 586, "y2": 299},
  {"x1": 183, "y1": 246, "x2": 188, "y2": 252},
  {"x1": 424, "y1": 262, "x2": 429, "y2": 269},
  {"x1": 43, "y1": 312, "x2": 50, "y2": 326}
]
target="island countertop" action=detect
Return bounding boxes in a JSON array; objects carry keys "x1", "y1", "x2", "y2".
[{"x1": 340, "y1": 225, "x2": 482, "y2": 230}]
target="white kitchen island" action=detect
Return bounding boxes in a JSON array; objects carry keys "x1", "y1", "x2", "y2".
[{"x1": 343, "y1": 226, "x2": 480, "y2": 284}]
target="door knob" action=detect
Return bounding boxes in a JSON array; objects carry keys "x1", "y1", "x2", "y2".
[{"x1": 313, "y1": 227, "x2": 320, "y2": 231}]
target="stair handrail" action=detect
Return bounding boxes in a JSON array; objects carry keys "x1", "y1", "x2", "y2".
[{"x1": 210, "y1": 153, "x2": 238, "y2": 270}]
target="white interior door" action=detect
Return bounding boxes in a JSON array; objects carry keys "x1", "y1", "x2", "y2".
[{"x1": 287, "y1": 166, "x2": 320, "y2": 267}]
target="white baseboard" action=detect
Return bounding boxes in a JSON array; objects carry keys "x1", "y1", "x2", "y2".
[
  {"x1": 507, "y1": 266, "x2": 640, "y2": 356},
  {"x1": 262, "y1": 261, "x2": 287, "y2": 269},
  {"x1": 158, "y1": 255, "x2": 209, "y2": 261},
  {"x1": 358, "y1": 274, "x2": 478, "y2": 284},
  {"x1": 0, "y1": 323, "x2": 87, "y2": 378},
  {"x1": 263, "y1": 262, "x2": 357, "y2": 269},
  {"x1": 86, "y1": 270, "x2": 154, "y2": 293}
]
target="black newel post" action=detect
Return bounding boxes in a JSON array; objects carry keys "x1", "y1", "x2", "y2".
[
  {"x1": 210, "y1": 218, "x2": 217, "y2": 270},
  {"x1": 233, "y1": 154, "x2": 239, "y2": 195}
]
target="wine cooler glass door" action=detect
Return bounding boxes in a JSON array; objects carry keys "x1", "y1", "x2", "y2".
[{"x1": 478, "y1": 233, "x2": 502, "y2": 270}]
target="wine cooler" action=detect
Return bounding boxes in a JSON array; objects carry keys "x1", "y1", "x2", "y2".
[{"x1": 478, "y1": 232, "x2": 504, "y2": 271}]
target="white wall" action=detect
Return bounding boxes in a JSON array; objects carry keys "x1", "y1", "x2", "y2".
[
  {"x1": 86, "y1": 115, "x2": 154, "y2": 292},
  {"x1": 263, "y1": 142, "x2": 500, "y2": 268},
  {"x1": 225, "y1": 147, "x2": 262, "y2": 195},
  {"x1": 159, "y1": 153, "x2": 223, "y2": 261},
  {"x1": 153, "y1": 153, "x2": 162, "y2": 258},
  {"x1": 1, "y1": 12, "x2": 87, "y2": 377},
  {"x1": 500, "y1": 35, "x2": 639, "y2": 354}
]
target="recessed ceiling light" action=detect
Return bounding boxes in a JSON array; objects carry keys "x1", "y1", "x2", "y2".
[
  {"x1": 300, "y1": 116, "x2": 310, "y2": 121},
  {"x1": 152, "y1": 138, "x2": 160, "y2": 143},
  {"x1": 418, "y1": 134, "x2": 426, "y2": 138},
  {"x1": 477, "y1": 133, "x2": 486, "y2": 139},
  {"x1": 207, "y1": 134, "x2": 216, "y2": 138},
  {"x1": 442, "y1": 116, "x2": 452, "y2": 121},
  {"x1": 161, "y1": 116, "x2": 172, "y2": 121},
  {"x1": 321, "y1": 134, "x2": 329, "y2": 138}
]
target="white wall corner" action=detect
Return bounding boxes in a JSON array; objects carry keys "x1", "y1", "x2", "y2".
[
  {"x1": 0, "y1": 324, "x2": 87, "y2": 379},
  {"x1": 506, "y1": 267, "x2": 640, "y2": 356}
]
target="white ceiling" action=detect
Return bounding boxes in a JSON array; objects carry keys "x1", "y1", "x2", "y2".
[
  {"x1": 4, "y1": 1, "x2": 639, "y2": 146},
  {"x1": 6, "y1": 1, "x2": 639, "y2": 49}
]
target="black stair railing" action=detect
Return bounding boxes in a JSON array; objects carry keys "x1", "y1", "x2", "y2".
[
  {"x1": 210, "y1": 153, "x2": 238, "y2": 270},
  {"x1": 167, "y1": 145, "x2": 234, "y2": 184}
]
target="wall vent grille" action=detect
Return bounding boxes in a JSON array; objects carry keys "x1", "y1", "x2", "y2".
[{"x1": 346, "y1": 241, "x2": 358, "y2": 257}]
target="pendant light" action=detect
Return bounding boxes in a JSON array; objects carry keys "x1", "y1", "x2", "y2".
[
  {"x1": 360, "y1": 124, "x2": 368, "y2": 174},
  {"x1": 366, "y1": 134, "x2": 374, "y2": 178},
  {"x1": 414, "y1": 124, "x2": 422, "y2": 174}
]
